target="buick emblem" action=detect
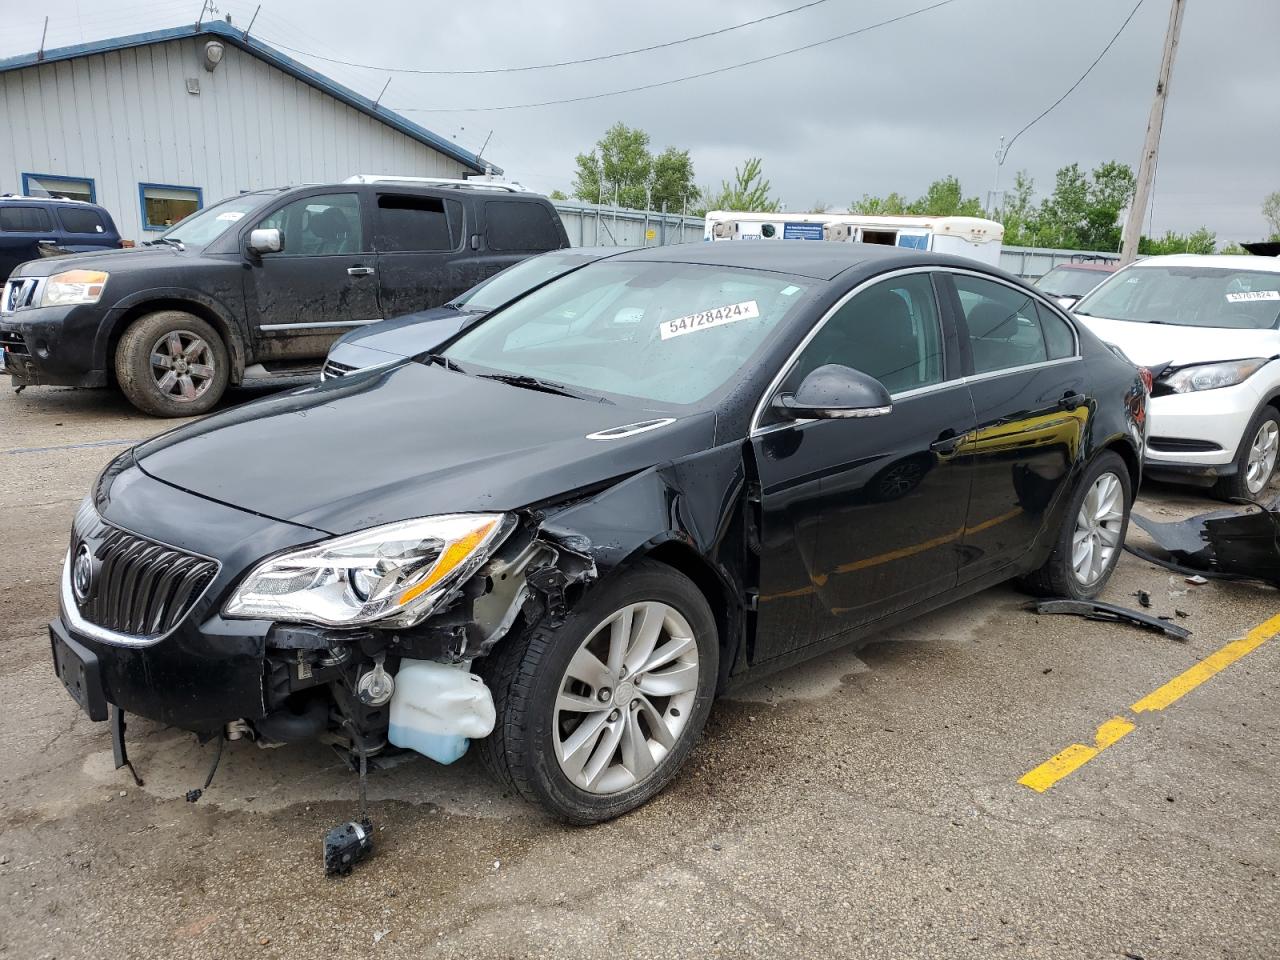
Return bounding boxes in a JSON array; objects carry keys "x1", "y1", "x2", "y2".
[{"x1": 72, "y1": 544, "x2": 95, "y2": 603}]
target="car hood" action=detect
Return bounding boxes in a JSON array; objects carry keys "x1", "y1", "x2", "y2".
[
  {"x1": 1075, "y1": 313, "x2": 1280, "y2": 366},
  {"x1": 134, "y1": 361, "x2": 716, "y2": 535},
  {"x1": 12, "y1": 245, "x2": 182, "y2": 277},
  {"x1": 335, "y1": 306, "x2": 483, "y2": 359}
]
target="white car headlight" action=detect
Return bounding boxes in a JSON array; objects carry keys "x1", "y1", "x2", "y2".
[
  {"x1": 1160, "y1": 358, "x2": 1269, "y2": 394},
  {"x1": 224, "y1": 513, "x2": 511, "y2": 628},
  {"x1": 41, "y1": 270, "x2": 109, "y2": 306}
]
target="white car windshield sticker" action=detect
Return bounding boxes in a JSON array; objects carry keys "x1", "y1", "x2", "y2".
[
  {"x1": 661, "y1": 300, "x2": 760, "y2": 341},
  {"x1": 780, "y1": 285, "x2": 801, "y2": 296},
  {"x1": 216, "y1": 211, "x2": 245, "y2": 222},
  {"x1": 1226, "y1": 290, "x2": 1280, "y2": 303}
]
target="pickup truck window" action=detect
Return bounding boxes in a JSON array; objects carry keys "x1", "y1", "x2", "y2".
[{"x1": 486, "y1": 200, "x2": 561, "y2": 252}]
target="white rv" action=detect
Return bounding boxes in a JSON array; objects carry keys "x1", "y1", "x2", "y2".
[{"x1": 703, "y1": 211, "x2": 1004, "y2": 267}]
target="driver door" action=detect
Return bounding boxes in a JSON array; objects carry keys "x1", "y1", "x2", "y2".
[
  {"x1": 751, "y1": 271, "x2": 976, "y2": 664},
  {"x1": 242, "y1": 190, "x2": 381, "y2": 363}
]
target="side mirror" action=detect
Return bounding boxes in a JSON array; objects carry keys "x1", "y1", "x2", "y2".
[
  {"x1": 247, "y1": 227, "x2": 283, "y2": 255},
  {"x1": 772, "y1": 364, "x2": 892, "y2": 420}
]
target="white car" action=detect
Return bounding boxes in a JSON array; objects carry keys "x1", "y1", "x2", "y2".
[{"x1": 1073, "y1": 254, "x2": 1280, "y2": 500}]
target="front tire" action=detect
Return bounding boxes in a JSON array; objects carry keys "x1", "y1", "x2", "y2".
[
  {"x1": 1019, "y1": 451, "x2": 1132, "y2": 600},
  {"x1": 1213, "y1": 405, "x2": 1279, "y2": 502},
  {"x1": 114, "y1": 311, "x2": 229, "y2": 417},
  {"x1": 477, "y1": 559, "x2": 718, "y2": 824}
]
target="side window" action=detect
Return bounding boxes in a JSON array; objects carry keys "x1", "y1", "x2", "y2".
[
  {"x1": 793, "y1": 273, "x2": 944, "y2": 394},
  {"x1": 1036, "y1": 301, "x2": 1076, "y2": 360},
  {"x1": 373, "y1": 194, "x2": 459, "y2": 252},
  {"x1": 57, "y1": 208, "x2": 107, "y2": 234},
  {"x1": 486, "y1": 201, "x2": 561, "y2": 251},
  {"x1": 953, "y1": 275, "x2": 1048, "y2": 374},
  {"x1": 0, "y1": 206, "x2": 53, "y2": 232},
  {"x1": 255, "y1": 193, "x2": 362, "y2": 256}
]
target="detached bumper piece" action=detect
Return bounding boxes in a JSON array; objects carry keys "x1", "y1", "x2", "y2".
[
  {"x1": 1031, "y1": 599, "x2": 1192, "y2": 641},
  {"x1": 1128, "y1": 499, "x2": 1280, "y2": 588}
]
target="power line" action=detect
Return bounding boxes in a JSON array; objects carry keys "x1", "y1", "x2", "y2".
[
  {"x1": 1000, "y1": 0, "x2": 1145, "y2": 164},
  {"x1": 256, "y1": 0, "x2": 835, "y2": 76},
  {"x1": 392, "y1": 0, "x2": 960, "y2": 114}
]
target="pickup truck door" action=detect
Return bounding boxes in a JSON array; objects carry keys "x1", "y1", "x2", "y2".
[
  {"x1": 372, "y1": 193, "x2": 471, "y2": 319},
  {"x1": 241, "y1": 190, "x2": 381, "y2": 364}
]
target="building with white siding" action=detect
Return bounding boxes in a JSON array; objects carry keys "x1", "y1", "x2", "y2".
[{"x1": 0, "y1": 20, "x2": 498, "y2": 242}]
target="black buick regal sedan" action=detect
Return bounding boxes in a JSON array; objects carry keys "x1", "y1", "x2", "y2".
[{"x1": 52, "y1": 241, "x2": 1146, "y2": 823}]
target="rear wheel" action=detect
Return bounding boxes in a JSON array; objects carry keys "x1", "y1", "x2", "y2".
[
  {"x1": 114, "y1": 310, "x2": 228, "y2": 417},
  {"x1": 1213, "y1": 406, "x2": 1279, "y2": 502},
  {"x1": 476, "y1": 559, "x2": 718, "y2": 824},
  {"x1": 1018, "y1": 451, "x2": 1132, "y2": 599}
]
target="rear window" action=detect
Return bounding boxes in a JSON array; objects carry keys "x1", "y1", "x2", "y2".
[
  {"x1": 0, "y1": 206, "x2": 53, "y2": 232},
  {"x1": 1034, "y1": 266, "x2": 1111, "y2": 298},
  {"x1": 374, "y1": 195, "x2": 462, "y2": 252},
  {"x1": 56, "y1": 207, "x2": 108, "y2": 234},
  {"x1": 486, "y1": 200, "x2": 562, "y2": 252}
]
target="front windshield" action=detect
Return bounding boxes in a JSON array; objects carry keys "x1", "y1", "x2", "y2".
[
  {"x1": 443, "y1": 260, "x2": 812, "y2": 405},
  {"x1": 157, "y1": 193, "x2": 269, "y2": 247},
  {"x1": 1075, "y1": 264, "x2": 1280, "y2": 330},
  {"x1": 1035, "y1": 266, "x2": 1110, "y2": 298},
  {"x1": 457, "y1": 250, "x2": 607, "y2": 312}
]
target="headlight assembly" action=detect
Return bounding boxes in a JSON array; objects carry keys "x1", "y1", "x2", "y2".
[
  {"x1": 41, "y1": 270, "x2": 109, "y2": 306},
  {"x1": 224, "y1": 513, "x2": 512, "y2": 628},
  {"x1": 1159, "y1": 358, "x2": 1269, "y2": 394}
]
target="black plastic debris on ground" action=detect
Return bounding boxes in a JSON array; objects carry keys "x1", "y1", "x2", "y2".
[
  {"x1": 1127, "y1": 498, "x2": 1280, "y2": 588},
  {"x1": 324, "y1": 818, "x2": 374, "y2": 876},
  {"x1": 1030, "y1": 599, "x2": 1192, "y2": 641}
]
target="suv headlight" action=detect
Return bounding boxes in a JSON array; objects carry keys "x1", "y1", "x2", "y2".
[
  {"x1": 224, "y1": 513, "x2": 511, "y2": 628},
  {"x1": 41, "y1": 270, "x2": 109, "y2": 306},
  {"x1": 1159, "y1": 358, "x2": 1269, "y2": 394}
]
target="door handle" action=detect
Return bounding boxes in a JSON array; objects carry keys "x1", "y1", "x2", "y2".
[
  {"x1": 347, "y1": 266, "x2": 375, "y2": 277},
  {"x1": 930, "y1": 430, "x2": 964, "y2": 454},
  {"x1": 37, "y1": 239, "x2": 59, "y2": 246},
  {"x1": 1058, "y1": 392, "x2": 1086, "y2": 411}
]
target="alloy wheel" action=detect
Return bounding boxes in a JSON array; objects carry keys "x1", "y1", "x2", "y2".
[
  {"x1": 1245, "y1": 419, "x2": 1279, "y2": 495},
  {"x1": 1071, "y1": 472, "x2": 1125, "y2": 585},
  {"x1": 553, "y1": 601, "x2": 700, "y2": 795},
  {"x1": 149, "y1": 330, "x2": 216, "y2": 403}
]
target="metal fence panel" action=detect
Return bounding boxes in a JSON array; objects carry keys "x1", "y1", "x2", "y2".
[
  {"x1": 551, "y1": 200, "x2": 704, "y2": 247},
  {"x1": 999, "y1": 245, "x2": 1121, "y2": 279}
]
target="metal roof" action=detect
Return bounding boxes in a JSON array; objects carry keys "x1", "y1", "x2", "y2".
[{"x1": 0, "y1": 21, "x2": 499, "y2": 176}]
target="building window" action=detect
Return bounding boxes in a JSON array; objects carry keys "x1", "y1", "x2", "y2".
[
  {"x1": 139, "y1": 183, "x2": 203, "y2": 231},
  {"x1": 23, "y1": 173, "x2": 96, "y2": 203}
]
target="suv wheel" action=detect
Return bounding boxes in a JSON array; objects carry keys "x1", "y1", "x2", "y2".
[
  {"x1": 115, "y1": 311, "x2": 229, "y2": 417},
  {"x1": 1018, "y1": 451, "x2": 1132, "y2": 600},
  {"x1": 1213, "y1": 405, "x2": 1279, "y2": 502},
  {"x1": 476, "y1": 559, "x2": 718, "y2": 824}
]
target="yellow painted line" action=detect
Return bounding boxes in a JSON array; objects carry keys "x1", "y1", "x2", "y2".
[
  {"x1": 1020, "y1": 613, "x2": 1280, "y2": 792},
  {"x1": 1131, "y1": 611, "x2": 1280, "y2": 713}
]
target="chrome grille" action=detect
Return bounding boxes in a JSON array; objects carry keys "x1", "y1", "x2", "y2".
[
  {"x1": 321, "y1": 358, "x2": 357, "y2": 380},
  {"x1": 2, "y1": 277, "x2": 40, "y2": 314},
  {"x1": 70, "y1": 502, "x2": 219, "y2": 639}
]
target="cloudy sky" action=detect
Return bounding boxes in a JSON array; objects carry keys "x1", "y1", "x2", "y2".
[{"x1": 5, "y1": 0, "x2": 1279, "y2": 241}]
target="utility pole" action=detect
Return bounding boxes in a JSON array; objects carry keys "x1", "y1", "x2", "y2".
[{"x1": 1120, "y1": 0, "x2": 1185, "y2": 265}]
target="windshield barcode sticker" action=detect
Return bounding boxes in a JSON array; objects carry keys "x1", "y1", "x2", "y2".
[
  {"x1": 1226, "y1": 290, "x2": 1280, "y2": 303},
  {"x1": 661, "y1": 300, "x2": 760, "y2": 340}
]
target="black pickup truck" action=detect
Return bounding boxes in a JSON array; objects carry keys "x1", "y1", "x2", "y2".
[{"x1": 0, "y1": 177, "x2": 569, "y2": 416}]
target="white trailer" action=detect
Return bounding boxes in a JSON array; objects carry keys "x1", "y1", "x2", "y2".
[{"x1": 703, "y1": 211, "x2": 1005, "y2": 267}]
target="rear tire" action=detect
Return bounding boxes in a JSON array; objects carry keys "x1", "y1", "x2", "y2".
[
  {"x1": 114, "y1": 311, "x2": 228, "y2": 417},
  {"x1": 1212, "y1": 405, "x2": 1279, "y2": 502},
  {"x1": 1018, "y1": 451, "x2": 1132, "y2": 600},
  {"x1": 476, "y1": 559, "x2": 718, "y2": 824}
]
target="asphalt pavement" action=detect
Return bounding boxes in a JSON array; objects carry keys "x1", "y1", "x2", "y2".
[{"x1": 2, "y1": 383, "x2": 1277, "y2": 960}]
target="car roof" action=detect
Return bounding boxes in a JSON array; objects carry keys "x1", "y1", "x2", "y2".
[
  {"x1": 0, "y1": 194, "x2": 99, "y2": 207},
  {"x1": 608, "y1": 239, "x2": 946, "y2": 281},
  {"x1": 1130, "y1": 253, "x2": 1280, "y2": 274}
]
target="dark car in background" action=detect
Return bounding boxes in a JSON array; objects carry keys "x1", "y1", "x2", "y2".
[
  {"x1": 322, "y1": 246, "x2": 628, "y2": 379},
  {"x1": 1, "y1": 176, "x2": 568, "y2": 416},
  {"x1": 1033, "y1": 260, "x2": 1119, "y2": 309},
  {"x1": 49, "y1": 241, "x2": 1145, "y2": 824},
  {"x1": 0, "y1": 195, "x2": 123, "y2": 280}
]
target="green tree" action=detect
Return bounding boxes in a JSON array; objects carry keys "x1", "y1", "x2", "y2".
[
  {"x1": 570, "y1": 123, "x2": 697, "y2": 212},
  {"x1": 704, "y1": 157, "x2": 780, "y2": 213},
  {"x1": 548, "y1": 189, "x2": 567, "y2": 201},
  {"x1": 909, "y1": 175, "x2": 983, "y2": 217},
  {"x1": 1138, "y1": 227, "x2": 1217, "y2": 256},
  {"x1": 1263, "y1": 190, "x2": 1280, "y2": 240},
  {"x1": 1219, "y1": 241, "x2": 1248, "y2": 255},
  {"x1": 849, "y1": 191, "x2": 910, "y2": 215},
  {"x1": 1032, "y1": 161, "x2": 1135, "y2": 251},
  {"x1": 999, "y1": 170, "x2": 1038, "y2": 246}
]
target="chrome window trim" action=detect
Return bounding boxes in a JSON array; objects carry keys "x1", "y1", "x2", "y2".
[
  {"x1": 937, "y1": 265, "x2": 1082, "y2": 358},
  {"x1": 962, "y1": 355, "x2": 1081, "y2": 385},
  {"x1": 749, "y1": 266, "x2": 948, "y2": 437},
  {"x1": 259, "y1": 318, "x2": 383, "y2": 331}
]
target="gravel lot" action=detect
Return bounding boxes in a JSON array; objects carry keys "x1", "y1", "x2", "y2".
[{"x1": 2, "y1": 383, "x2": 1277, "y2": 960}]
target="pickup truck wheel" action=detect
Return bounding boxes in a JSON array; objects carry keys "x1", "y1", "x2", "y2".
[{"x1": 115, "y1": 311, "x2": 228, "y2": 417}]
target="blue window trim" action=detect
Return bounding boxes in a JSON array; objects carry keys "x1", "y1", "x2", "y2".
[
  {"x1": 22, "y1": 172, "x2": 97, "y2": 203},
  {"x1": 138, "y1": 182, "x2": 204, "y2": 232}
]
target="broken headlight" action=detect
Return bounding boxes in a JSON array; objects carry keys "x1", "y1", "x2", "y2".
[
  {"x1": 224, "y1": 514, "x2": 511, "y2": 628},
  {"x1": 1160, "y1": 358, "x2": 1268, "y2": 394}
]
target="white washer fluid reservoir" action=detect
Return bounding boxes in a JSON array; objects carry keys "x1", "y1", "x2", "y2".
[{"x1": 388, "y1": 659, "x2": 496, "y2": 764}]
